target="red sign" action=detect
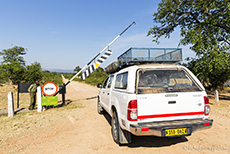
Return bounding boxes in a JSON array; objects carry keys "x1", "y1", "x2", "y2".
[{"x1": 42, "y1": 82, "x2": 58, "y2": 96}]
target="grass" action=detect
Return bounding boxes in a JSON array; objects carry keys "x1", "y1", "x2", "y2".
[
  {"x1": 208, "y1": 87, "x2": 230, "y2": 117},
  {"x1": 0, "y1": 83, "x2": 30, "y2": 109},
  {"x1": 1, "y1": 83, "x2": 229, "y2": 116},
  {"x1": 0, "y1": 103, "x2": 79, "y2": 146},
  {"x1": 0, "y1": 83, "x2": 229, "y2": 150},
  {"x1": 56, "y1": 104, "x2": 78, "y2": 111}
]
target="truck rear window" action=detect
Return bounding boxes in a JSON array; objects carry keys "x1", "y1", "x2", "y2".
[{"x1": 137, "y1": 69, "x2": 202, "y2": 94}]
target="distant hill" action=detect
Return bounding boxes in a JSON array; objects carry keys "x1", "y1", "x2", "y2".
[{"x1": 42, "y1": 68, "x2": 74, "y2": 73}]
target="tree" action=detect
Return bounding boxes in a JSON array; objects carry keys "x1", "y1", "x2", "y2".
[
  {"x1": 0, "y1": 46, "x2": 27, "y2": 65},
  {"x1": 2, "y1": 62, "x2": 25, "y2": 84},
  {"x1": 84, "y1": 67, "x2": 108, "y2": 86},
  {"x1": 42, "y1": 71, "x2": 63, "y2": 85},
  {"x1": 0, "y1": 65, "x2": 8, "y2": 83},
  {"x1": 74, "y1": 66, "x2": 81, "y2": 73},
  {"x1": 147, "y1": 0, "x2": 230, "y2": 54},
  {"x1": 186, "y1": 51, "x2": 230, "y2": 104},
  {"x1": 148, "y1": 0, "x2": 230, "y2": 103},
  {"x1": 24, "y1": 62, "x2": 43, "y2": 83},
  {"x1": 187, "y1": 51, "x2": 230, "y2": 90}
]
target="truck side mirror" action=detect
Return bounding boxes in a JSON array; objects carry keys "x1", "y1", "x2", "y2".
[{"x1": 97, "y1": 83, "x2": 102, "y2": 88}]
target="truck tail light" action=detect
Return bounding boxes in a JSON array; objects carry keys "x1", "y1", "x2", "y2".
[
  {"x1": 204, "y1": 96, "x2": 209, "y2": 104},
  {"x1": 204, "y1": 96, "x2": 210, "y2": 116},
  {"x1": 204, "y1": 105, "x2": 210, "y2": 116},
  {"x1": 127, "y1": 100, "x2": 137, "y2": 121}
]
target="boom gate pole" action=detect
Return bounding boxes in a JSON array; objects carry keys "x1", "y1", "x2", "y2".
[
  {"x1": 55, "y1": 21, "x2": 136, "y2": 96},
  {"x1": 65, "y1": 21, "x2": 136, "y2": 86}
]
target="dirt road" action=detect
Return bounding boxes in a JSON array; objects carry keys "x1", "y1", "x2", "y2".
[{"x1": 1, "y1": 79, "x2": 230, "y2": 154}]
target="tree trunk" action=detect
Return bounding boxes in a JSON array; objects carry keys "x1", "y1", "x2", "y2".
[
  {"x1": 214, "y1": 90, "x2": 219, "y2": 104},
  {"x1": 8, "y1": 79, "x2": 13, "y2": 85}
]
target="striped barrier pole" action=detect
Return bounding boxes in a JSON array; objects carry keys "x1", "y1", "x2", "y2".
[
  {"x1": 54, "y1": 22, "x2": 135, "y2": 96},
  {"x1": 66, "y1": 21, "x2": 136, "y2": 85}
]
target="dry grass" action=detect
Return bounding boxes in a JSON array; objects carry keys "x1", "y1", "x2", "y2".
[
  {"x1": 0, "y1": 84, "x2": 229, "y2": 149},
  {"x1": 0, "y1": 103, "x2": 79, "y2": 147},
  {"x1": 1, "y1": 84, "x2": 229, "y2": 116},
  {"x1": 0, "y1": 84, "x2": 30, "y2": 109},
  {"x1": 0, "y1": 83, "x2": 80, "y2": 146},
  {"x1": 208, "y1": 87, "x2": 230, "y2": 117}
]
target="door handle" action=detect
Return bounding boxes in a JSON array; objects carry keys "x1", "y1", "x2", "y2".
[{"x1": 168, "y1": 101, "x2": 176, "y2": 104}]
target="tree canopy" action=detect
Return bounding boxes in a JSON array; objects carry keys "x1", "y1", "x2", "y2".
[
  {"x1": 24, "y1": 62, "x2": 43, "y2": 83},
  {"x1": 186, "y1": 51, "x2": 230, "y2": 90},
  {"x1": 148, "y1": 0, "x2": 230, "y2": 96},
  {"x1": 0, "y1": 46, "x2": 27, "y2": 65},
  {"x1": 0, "y1": 46, "x2": 62, "y2": 85},
  {"x1": 148, "y1": 0, "x2": 230, "y2": 54},
  {"x1": 74, "y1": 66, "x2": 81, "y2": 73}
]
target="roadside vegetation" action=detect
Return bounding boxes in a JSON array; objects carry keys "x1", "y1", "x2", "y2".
[
  {"x1": 0, "y1": 46, "x2": 63, "y2": 86},
  {"x1": 148, "y1": 0, "x2": 230, "y2": 103},
  {"x1": 0, "y1": 101, "x2": 79, "y2": 149},
  {"x1": 63, "y1": 67, "x2": 108, "y2": 86},
  {"x1": 0, "y1": 46, "x2": 63, "y2": 109}
]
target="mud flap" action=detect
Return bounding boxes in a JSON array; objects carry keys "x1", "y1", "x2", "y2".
[{"x1": 118, "y1": 126, "x2": 132, "y2": 144}]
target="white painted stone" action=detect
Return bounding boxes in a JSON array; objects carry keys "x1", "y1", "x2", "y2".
[
  {"x1": 8, "y1": 92, "x2": 14, "y2": 117},
  {"x1": 37, "y1": 86, "x2": 42, "y2": 112}
]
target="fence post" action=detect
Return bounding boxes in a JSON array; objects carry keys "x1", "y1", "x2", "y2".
[
  {"x1": 8, "y1": 92, "x2": 14, "y2": 117},
  {"x1": 37, "y1": 86, "x2": 42, "y2": 112},
  {"x1": 62, "y1": 83, "x2": 66, "y2": 106},
  {"x1": 17, "y1": 83, "x2": 20, "y2": 108}
]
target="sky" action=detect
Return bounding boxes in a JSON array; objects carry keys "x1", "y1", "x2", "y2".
[{"x1": 0, "y1": 0, "x2": 196, "y2": 72}]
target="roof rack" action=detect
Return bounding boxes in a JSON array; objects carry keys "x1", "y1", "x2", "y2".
[{"x1": 105, "y1": 47, "x2": 182, "y2": 74}]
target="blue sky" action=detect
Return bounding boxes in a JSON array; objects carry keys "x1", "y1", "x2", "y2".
[{"x1": 0, "y1": 0, "x2": 195, "y2": 71}]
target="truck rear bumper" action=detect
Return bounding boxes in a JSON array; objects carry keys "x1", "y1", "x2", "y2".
[{"x1": 130, "y1": 118, "x2": 213, "y2": 137}]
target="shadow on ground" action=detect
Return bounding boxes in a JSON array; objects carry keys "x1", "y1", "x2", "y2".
[
  {"x1": 1, "y1": 96, "x2": 98, "y2": 115},
  {"x1": 102, "y1": 112, "x2": 188, "y2": 148},
  {"x1": 74, "y1": 96, "x2": 98, "y2": 102}
]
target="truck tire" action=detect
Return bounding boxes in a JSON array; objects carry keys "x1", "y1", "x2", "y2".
[
  {"x1": 111, "y1": 110, "x2": 133, "y2": 145},
  {"x1": 97, "y1": 97, "x2": 104, "y2": 114},
  {"x1": 111, "y1": 110, "x2": 120, "y2": 144}
]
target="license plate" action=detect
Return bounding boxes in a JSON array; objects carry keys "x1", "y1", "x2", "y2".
[{"x1": 165, "y1": 128, "x2": 187, "y2": 136}]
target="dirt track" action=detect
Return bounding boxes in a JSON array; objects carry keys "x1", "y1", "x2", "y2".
[{"x1": 1, "y1": 78, "x2": 230, "y2": 154}]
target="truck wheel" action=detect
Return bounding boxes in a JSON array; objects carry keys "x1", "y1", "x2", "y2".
[
  {"x1": 111, "y1": 110, "x2": 120, "y2": 144},
  {"x1": 97, "y1": 97, "x2": 104, "y2": 114}
]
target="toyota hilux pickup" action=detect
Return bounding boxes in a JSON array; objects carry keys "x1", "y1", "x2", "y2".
[{"x1": 97, "y1": 64, "x2": 213, "y2": 145}]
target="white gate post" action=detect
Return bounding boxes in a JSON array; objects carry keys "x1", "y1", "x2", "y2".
[
  {"x1": 37, "y1": 86, "x2": 42, "y2": 112},
  {"x1": 8, "y1": 92, "x2": 14, "y2": 117}
]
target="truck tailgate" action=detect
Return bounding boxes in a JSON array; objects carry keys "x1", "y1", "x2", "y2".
[{"x1": 137, "y1": 92, "x2": 205, "y2": 122}]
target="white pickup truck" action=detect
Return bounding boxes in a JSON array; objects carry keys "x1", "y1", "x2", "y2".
[{"x1": 97, "y1": 64, "x2": 213, "y2": 145}]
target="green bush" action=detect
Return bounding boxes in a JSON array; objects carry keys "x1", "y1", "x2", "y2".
[
  {"x1": 84, "y1": 68, "x2": 108, "y2": 86},
  {"x1": 1, "y1": 62, "x2": 25, "y2": 84},
  {"x1": 64, "y1": 67, "x2": 108, "y2": 86},
  {"x1": 24, "y1": 62, "x2": 43, "y2": 83},
  {"x1": 0, "y1": 65, "x2": 8, "y2": 83},
  {"x1": 62, "y1": 73, "x2": 75, "y2": 80},
  {"x1": 41, "y1": 71, "x2": 63, "y2": 86}
]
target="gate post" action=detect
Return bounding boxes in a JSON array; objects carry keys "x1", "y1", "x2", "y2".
[
  {"x1": 17, "y1": 83, "x2": 20, "y2": 108},
  {"x1": 8, "y1": 92, "x2": 14, "y2": 117},
  {"x1": 62, "y1": 83, "x2": 66, "y2": 106},
  {"x1": 37, "y1": 86, "x2": 42, "y2": 112}
]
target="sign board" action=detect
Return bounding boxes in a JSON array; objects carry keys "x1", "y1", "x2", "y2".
[
  {"x1": 18, "y1": 83, "x2": 32, "y2": 93},
  {"x1": 41, "y1": 96, "x2": 58, "y2": 106},
  {"x1": 42, "y1": 82, "x2": 58, "y2": 96}
]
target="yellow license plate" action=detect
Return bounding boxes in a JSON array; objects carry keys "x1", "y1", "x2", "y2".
[{"x1": 165, "y1": 128, "x2": 187, "y2": 136}]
